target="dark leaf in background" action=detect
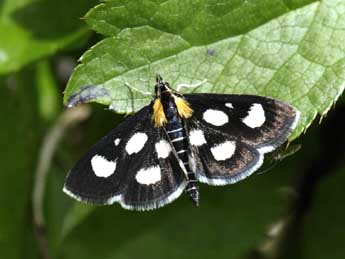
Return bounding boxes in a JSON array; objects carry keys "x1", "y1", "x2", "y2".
[
  {"x1": 0, "y1": 73, "x2": 39, "y2": 259},
  {"x1": 12, "y1": 0, "x2": 95, "y2": 39},
  {"x1": 303, "y1": 166, "x2": 345, "y2": 259},
  {"x1": 0, "y1": 0, "x2": 98, "y2": 74}
]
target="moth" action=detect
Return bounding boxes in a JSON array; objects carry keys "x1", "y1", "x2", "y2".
[{"x1": 64, "y1": 75, "x2": 300, "y2": 211}]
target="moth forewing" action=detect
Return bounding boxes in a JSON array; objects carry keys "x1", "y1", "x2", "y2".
[{"x1": 64, "y1": 76, "x2": 300, "y2": 210}]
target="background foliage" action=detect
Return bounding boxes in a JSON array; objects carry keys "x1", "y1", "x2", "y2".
[{"x1": 0, "y1": 1, "x2": 344, "y2": 259}]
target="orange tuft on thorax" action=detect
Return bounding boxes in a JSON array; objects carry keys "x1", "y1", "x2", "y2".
[
  {"x1": 152, "y1": 99, "x2": 167, "y2": 128},
  {"x1": 173, "y1": 96, "x2": 193, "y2": 119}
]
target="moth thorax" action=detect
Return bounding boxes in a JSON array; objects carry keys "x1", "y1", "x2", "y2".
[
  {"x1": 152, "y1": 98, "x2": 167, "y2": 128},
  {"x1": 173, "y1": 96, "x2": 193, "y2": 119}
]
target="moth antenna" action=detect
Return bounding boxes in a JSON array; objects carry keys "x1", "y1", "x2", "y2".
[
  {"x1": 176, "y1": 79, "x2": 207, "y2": 92},
  {"x1": 124, "y1": 81, "x2": 153, "y2": 97}
]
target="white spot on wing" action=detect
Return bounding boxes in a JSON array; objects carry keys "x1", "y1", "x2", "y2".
[
  {"x1": 225, "y1": 103, "x2": 233, "y2": 109},
  {"x1": 136, "y1": 166, "x2": 161, "y2": 185},
  {"x1": 242, "y1": 103, "x2": 265, "y2": 128},
  {"x1": 211, "y1": 141, "x2": 236, "y2": 161},
  {"x1": 114, "y1": 138, "x2": 121, "y2": 146},
  {"x1": 203, "y1": 109, "x2": 229, "y2": 126},
  {"x1": 125, "y1": 132, "x2": 148, "y2": 154},
  {"x1": 189, "y1": 129, "x2": 206, "y2": 146},
  {"x1": 91, "y1": 155, "x2": 116, "y2": 178},
  {"x1": 155, "y1": 140, "x2": 172, "y2": 158}
]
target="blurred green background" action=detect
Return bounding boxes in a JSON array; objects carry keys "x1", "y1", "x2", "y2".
[{"x1": 1, "y1": 0, "x2": 344, "y2": 259}]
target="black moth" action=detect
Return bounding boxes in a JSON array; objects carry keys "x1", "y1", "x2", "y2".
[{"x1": 64, "y1": 75, "x2": 300, "y2": 211}]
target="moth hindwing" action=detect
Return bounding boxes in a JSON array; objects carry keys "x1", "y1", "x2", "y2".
[{"x1": 64, "y1": 75, "x2": 300, "y2": 211}]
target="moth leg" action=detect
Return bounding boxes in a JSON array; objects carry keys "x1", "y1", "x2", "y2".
[
  {"x1": 176, "y1": 79, "x2": 207, "y2": 92},
  {"x1": 124, "y1": 81, "x2": 154, "y2": 97}
]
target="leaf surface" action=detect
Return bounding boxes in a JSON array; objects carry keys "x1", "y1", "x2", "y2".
[{"x1": 65, "y1": 0, "x2": 345, "y2": 140}]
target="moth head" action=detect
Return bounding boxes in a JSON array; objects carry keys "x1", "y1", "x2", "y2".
[{"x1": 154, "y1": 74, "x2": 172, "y2": 97}]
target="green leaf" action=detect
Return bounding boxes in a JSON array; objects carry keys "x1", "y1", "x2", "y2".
[
  {"x1": 36, "y1": 60, "x2": 61, "y2": 121},
  {"x1": 85, "y1": 0, "x2": 315, "y2": 42},
  {"x1": 44, "y1": 165, "x2": 74, "y2": 254},
  {"x1": 0, "y1": 72, "x2": 39, "y2": 259},
  {"x1": 64, "y1": 0, "x2": 345, "y2": 140},
  {"x1": 59, "y1": 203, "x2": 95, "y2": 244},
  {"x1": 303, "y1": 165, "x2": 345, "y2": 259},
  {"x1": 0, "y1": 0, "x2": 98, "y2": 75}
]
